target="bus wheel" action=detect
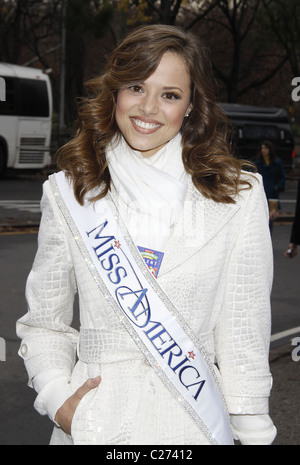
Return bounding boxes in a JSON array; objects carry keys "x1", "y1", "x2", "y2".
[{"x1": 0, "y1": 146, "x2": 6, "y2": 175}]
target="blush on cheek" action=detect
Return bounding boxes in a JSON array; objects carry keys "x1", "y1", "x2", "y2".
[{"x1": 170, "y1": 110, "x2": 187, "y2": 131}]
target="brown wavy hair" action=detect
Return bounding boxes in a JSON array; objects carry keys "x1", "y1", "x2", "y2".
[{"x1": 57, "y1": 24, "x2": 253, "y2": 205}]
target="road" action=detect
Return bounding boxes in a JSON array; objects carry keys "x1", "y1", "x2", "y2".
[
  {"x1": 271, "y1": 223, "x2": 300, "y2": 336},
  {"x1": 0, "y1": 170, "x2": 299, "y2": 445},
  {"x1": 0, "y1": 171, "x2": 44, "y2": 227},
  {"x1": 0, "y1": 233, "x2": 54, "y2": 444}
]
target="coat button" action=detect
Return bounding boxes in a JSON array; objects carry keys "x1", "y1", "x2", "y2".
[{"x1": 20, "y1": 344, "x2": 28, "y2": 356}]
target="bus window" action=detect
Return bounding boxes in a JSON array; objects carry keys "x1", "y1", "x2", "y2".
[
  {"x1": 18, "y1": 78, "x2": 49, "y2": 117},
  {"x1": 0, "y1": 77, "x2": 50, "y2": 117},
  {"x1": 0, "y1": 77, "x2": 17, "y2": 114}
]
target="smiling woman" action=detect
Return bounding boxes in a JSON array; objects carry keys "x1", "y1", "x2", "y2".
[
  {"x1": 17, "y1": 24, "x2": 276, "y2": 446},
  {"x1": 115, "y1": 52, "x2": 192, "y2": 158}
]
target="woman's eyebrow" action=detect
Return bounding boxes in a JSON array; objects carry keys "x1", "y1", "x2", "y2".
[{"x1": 162, "y1": 86, "x2": 184, "y2": 93}]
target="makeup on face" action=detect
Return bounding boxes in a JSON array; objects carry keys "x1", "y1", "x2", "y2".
[{"x1": 115, "y1": 52, "x2": 192, "y2": 158}]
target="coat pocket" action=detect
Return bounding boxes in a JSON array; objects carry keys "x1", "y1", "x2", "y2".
[
  {"x1": 70, "y1": 385, "x2": 101, "y2": 442},
  {"x1": 69, "y1": 361, "x2": 103, "y2": 443}
]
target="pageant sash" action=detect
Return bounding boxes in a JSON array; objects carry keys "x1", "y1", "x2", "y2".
[{"x1": 50, "y1": 172, "x2": 233, "y2": 445}]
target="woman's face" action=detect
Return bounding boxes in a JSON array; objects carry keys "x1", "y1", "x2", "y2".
[
  {"x1": 115, "y1": 52, "x2": 193, "y2": 158},
  {"x1": 261, "y1": 144, "x2": 270, "y2": 158}
]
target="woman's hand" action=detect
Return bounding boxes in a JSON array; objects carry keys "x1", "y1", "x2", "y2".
[
  {"x1": 269, "y1": 209, "x2": 279, "y2": 221},
  {"x1": 54, "y1": 376, "x2": 101, "y2": 435},
  {"x1": 284, "y1": 243, "x2": 298, "y2": 259}
]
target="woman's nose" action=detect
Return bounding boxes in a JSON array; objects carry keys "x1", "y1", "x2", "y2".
[{"x1": 139, "y1": 93, "x2": 159, "y2": 116}]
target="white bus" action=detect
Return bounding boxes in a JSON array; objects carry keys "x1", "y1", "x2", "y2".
[{"x1": 0, "y1": 63, "x2": 52, "y2": 174}]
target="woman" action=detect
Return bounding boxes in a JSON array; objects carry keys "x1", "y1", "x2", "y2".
[
  {"x1": 17, "y1": 25, "x2": 276, "y2": 445},
  {"x1": 254, "y1": 140, "x2": 285, "y2": 232}
]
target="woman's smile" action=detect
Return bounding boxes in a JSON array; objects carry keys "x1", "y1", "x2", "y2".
[{"x1": 130, "y1": 116, "x2": 163, "y2": 133}]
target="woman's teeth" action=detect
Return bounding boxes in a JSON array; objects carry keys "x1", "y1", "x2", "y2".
[{"x1": 132, "y1": 118, "x2": 161, "y2": 129}]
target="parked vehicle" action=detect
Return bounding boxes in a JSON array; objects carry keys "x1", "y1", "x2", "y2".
[
  {"x1": 0, "y1": 63, "x2": 52, "y2": 174},
  {"x1": 220, "y1": 103, "x2": 295, "y2": 170}
]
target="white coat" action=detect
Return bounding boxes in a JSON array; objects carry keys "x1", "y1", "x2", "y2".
[{"x1": 17, "y1": 171, "x2": 274, "y2": 445}]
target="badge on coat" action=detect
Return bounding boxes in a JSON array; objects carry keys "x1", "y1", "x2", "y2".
[{"x1": 138, "y1": 246, "x2": 164, "y2": 278}]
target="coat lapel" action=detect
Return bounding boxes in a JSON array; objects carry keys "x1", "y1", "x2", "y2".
[{"x1": 158, "y1": 179, "x2": 241, "y2": 277}]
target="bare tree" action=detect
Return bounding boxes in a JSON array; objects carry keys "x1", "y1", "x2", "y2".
[
  {"x1": 116, "y1": 0, "x2": 220, "y2": 28},
  {"x1": 0, "y1": 0, "x2": 24, "y2": 62},
  {"x1": 196, "y1": 0, "x2": 289, "y2": 102},
  {"x1": 262, "y1": 0, "x2": 300, "y2": 76},
  {"x1": 20, "y1": 0, "x2": 62, "y2": 68}
]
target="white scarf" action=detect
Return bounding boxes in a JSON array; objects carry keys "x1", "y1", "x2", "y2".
[{"x1": 106, "y1": 133, "x2": 188, "y2": 250}]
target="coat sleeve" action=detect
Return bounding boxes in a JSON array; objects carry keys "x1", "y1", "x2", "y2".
[
  {"x1": 214, "y1": 174, "x2": 274, "y2": 415},
  {"x1": 16, "y1": 179, "x2": 78, "y2": 422}
]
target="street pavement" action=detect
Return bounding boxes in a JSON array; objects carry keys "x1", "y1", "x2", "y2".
[{"x1": 0, "y1": 170, "x2": 299, "y2": 445}]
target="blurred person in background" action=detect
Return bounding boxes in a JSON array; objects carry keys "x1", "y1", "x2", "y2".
[{"x1": 254, "y1": 140, "x2": 285, "y2": 234}]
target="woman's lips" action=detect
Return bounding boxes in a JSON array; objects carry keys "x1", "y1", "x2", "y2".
[{"x1": 130, "y1": 117, "x2": 163, "y2": 134}]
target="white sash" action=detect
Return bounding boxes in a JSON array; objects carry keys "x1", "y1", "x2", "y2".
[{"x1": 50, "y1": 172, "x2": 233, "y2": 446}]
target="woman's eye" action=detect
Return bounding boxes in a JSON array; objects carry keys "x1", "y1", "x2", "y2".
[
  {"x1": 129, "y1": 85, "x2": 143, "y2": 93},
  {"x1": 163, "y1": 92, "x2": 180, "y2": 100}
]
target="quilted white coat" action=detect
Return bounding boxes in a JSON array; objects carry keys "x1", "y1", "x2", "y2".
[{"x1": 17, "y1": 171, "x2": 274, "y2": 445}]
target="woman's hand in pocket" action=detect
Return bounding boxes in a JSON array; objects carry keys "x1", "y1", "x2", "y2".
[{"x1": 54, "y1": 376, "x2": 101, "y2": 435}]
